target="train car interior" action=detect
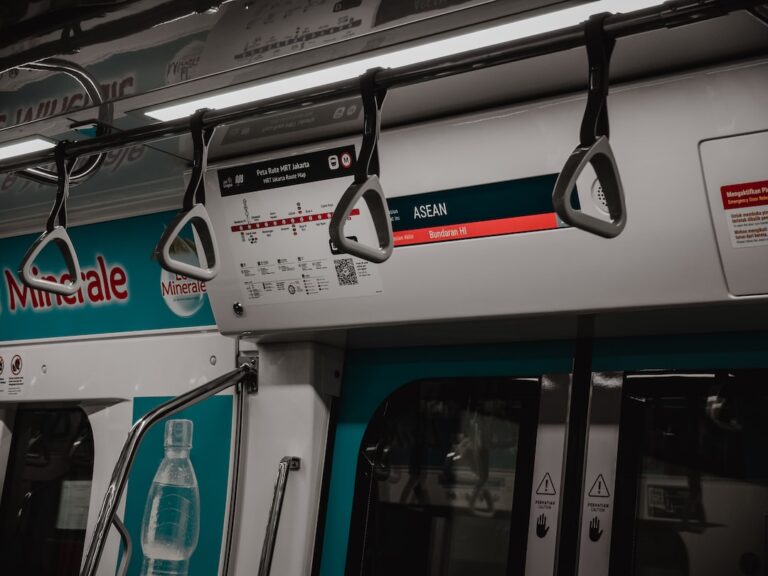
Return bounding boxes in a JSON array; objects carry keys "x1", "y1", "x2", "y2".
[{"x1": 0, "y1": 1, "x2": 767, "y2": 575}]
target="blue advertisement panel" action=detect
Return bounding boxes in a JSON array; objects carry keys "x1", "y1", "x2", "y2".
[
  {"x1": 0, "y1": 211, "x2": 216, "y2": 343},
  {"x1": 122, "y1": 395, "x2": 233, "y2": 576}
]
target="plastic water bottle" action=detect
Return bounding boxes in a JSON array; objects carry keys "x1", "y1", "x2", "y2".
[{"x1": 140, "y1": 419, "x2": 200, "y2": 576}]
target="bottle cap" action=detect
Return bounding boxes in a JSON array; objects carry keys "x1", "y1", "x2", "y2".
[{"x1": 165, "y1": 419, "x2": 193, "y2": 449}]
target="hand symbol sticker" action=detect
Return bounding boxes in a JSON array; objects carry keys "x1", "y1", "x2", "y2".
[
  {"x1": 536, "y1": 513, "x2": 549, "y2": 538},
  {"x1": 589, "y1": 516, "x2": 603, "y2": 542}
]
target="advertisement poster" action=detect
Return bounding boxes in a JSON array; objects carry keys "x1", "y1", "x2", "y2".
[
  {"x1": 0, "y1": 211, "x2": 216, "y2": 343},
  {"x1": 197, "y1": 0, "x2": 490, "y2": 74},
  {"x1": 121, "y1": 395, "x2": 233, "y2": 576}
]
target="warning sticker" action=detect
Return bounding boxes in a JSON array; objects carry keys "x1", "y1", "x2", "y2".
[
  {"x1": 219, "y1": 147, "x2": 384, "y2": 306},
  {"x1": 720, "y1": 180, "x2": 768, "y2": 248},
  {"x1": 536, "y1": 472, "x2": 557, "y2": 496},
  {"x1": 10, "y1": 354, "x2": 21, "y2": 376},
  {"x1": 8, "y1": 354, "x2": 23, "y2": 396},
  {"x1": 588, "y1": 474, "x2": 610, "y2": 498}
]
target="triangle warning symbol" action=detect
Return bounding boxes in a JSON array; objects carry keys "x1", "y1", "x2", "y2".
[
  {"x1": 536, "y1": 472, "x2": 556, "y2": 496},
  {"x1": 588, "y1": 474, "x2": 610, "y2": 498}
]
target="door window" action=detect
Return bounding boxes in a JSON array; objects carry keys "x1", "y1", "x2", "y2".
[
  {"x1": 614, "y1": 371, "x2": 768, "y2": 576},
  {"x1": 345, "y1": 377, "x2": 539, "y2": 575},
  {"x1": 0, "y1": 407, "x2": 95, "y2": 576}
]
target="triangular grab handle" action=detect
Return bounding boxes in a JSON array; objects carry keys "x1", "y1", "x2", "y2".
[
  {"x1": 329, "y1": 175, "x2": 394, "y2": 264},
  {"x1": 552, "y1": 136, "x2": 626, "y2": 239},
  {"x1": 154, "y1": 204, "x2": 220, "y2": 282},
  {"x1": 18, "y1": 226, "x2": 83, "y2": 296}
]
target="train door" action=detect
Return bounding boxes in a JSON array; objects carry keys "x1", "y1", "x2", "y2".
[
  {"x1": 576, "y1": 332, "x2": 768, "y2": 576},
  {"x1": 318, "y1": 341, "x2": 575, "y2": 576},
  {"x1": 0, "y1": 333, "x2": 237, "y2": 576}
]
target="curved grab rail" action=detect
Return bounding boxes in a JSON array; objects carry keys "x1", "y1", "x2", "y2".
[
  {"x1": 329, "y1": 69, "x2": 394, "y2": 263},
  {"x1": 18, "y1": 144, "x2": 83, "y2": 296},
  {"x1": 112, "y1": 516, "x2": 132, "y2": 576},
  {"x1": 258, "y1": 456, "x2": 301, "y2": 576},
  {"x1": 80, "y1": 364, "x2": 257, "y2": 576},
  {"x1": 154, "y1": 109, "x2": 220, "y2": 282},
  {"x1": 552, "y1": 14, "x2": 626, "y2": 238},
  {"x1": 18, "y1": 58, "x2": 112, "y2": 186}
]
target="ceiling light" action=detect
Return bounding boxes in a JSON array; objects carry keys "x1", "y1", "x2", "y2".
[
  {"x1": 145, "y1": 0, "x2": 662, "y2": 122},
  {"x1": 0, "y1": 136, "x2": 56, "y2": 161}
]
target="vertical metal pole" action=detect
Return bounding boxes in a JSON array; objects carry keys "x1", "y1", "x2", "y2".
[
  {"x1": 556, "y1": 318, "x2": 594, "y2": 576},
  {"x1": 221, "y1": 381, "x2": 248, "y2": 576}
]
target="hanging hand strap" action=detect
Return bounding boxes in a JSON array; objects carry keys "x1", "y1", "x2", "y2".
[
  {"x1": 552, "y1": 14, "x2": 627, "y2": 239},
  {"x1": 18, "y1": 143, "x2": 83, "y2": 296},
  {"x1": 154, "y1": 109, "x2": 221, "y2": 282},
  {"x1": 329, "y1": 68, "x2": 394, "y2": 264}
]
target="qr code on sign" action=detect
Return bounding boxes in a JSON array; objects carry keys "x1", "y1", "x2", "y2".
[{"x1": 334, "y1": 258, "x2": 358, "y2": 286}]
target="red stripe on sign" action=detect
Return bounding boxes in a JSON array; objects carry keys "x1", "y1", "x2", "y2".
[
  {"x1": 394, "y1": 213, "x2": 559, "y2": 247},
  {"x1": 231, "y1": 209, "x2": 360, "y2": 232},
  {"x1": 721, "y1": 180, "x2": 768, "y2": 210}
]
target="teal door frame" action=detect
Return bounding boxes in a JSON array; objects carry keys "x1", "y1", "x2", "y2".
[
  {"x1": 318, "y1": 331, "x2": 768, "y2": 576},
  {"x1": 317, "y1": 341, "x2": 575, "y2": 576},
  {"x1": 593, "y1": 331, "x2": 768, "y2": 372}
]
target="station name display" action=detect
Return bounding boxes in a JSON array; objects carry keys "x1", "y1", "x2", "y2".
[
  {"x1": 387, "y1": 174, "x2": 571, "y2": 247},
  {"x1": 220, "y1": 146, "x2": 571, "y2": 249}
]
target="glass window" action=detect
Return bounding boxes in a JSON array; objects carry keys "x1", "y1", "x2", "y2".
[
  {"x1": 615, "y1": 371, "x2": 768, "y2": 576},
  {"x1": 345, "y1": 377, "x2": 539, "y2": 575},
  {"x1": 0, "y1": 407, "x2": 95, "y2": 576}
]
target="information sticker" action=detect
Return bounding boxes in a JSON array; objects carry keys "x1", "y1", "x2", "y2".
[{"x1": 217, "y1": 146, "x2": 384, "y2": 306}]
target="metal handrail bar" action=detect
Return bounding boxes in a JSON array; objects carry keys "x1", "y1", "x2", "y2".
[
  {"x1": 221, "y1": 380, "x2": 248, "y2": 576},
  {"x1": 80, "y1": 363, "x2": 255, "y2": 576},
  {"x1": 258, "y1": 457, "x2": 301, "y2": 576},
  {"x1": 0, "y1": 0, "x2": 760, "y2": 176},
  {"x1": 112, "y1": 515, "x2": 132, "y2": 576}
]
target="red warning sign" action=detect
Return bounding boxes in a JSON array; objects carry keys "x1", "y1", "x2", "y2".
[{"x1": 721, "y1": 180, "x2": 768, "y2": 210}]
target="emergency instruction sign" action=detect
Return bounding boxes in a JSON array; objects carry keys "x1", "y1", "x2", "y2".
[
  {"x1": 720, "y1": 180, "x2": 768, "y2": 248},
  {"x1": 700, "y1": 131, "x2": 768, "y2": 296}
]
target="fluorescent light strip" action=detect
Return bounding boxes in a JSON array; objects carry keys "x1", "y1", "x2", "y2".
[
  {"x1": 0, "y1": 136, "x2": 56, "y2": 161},
  {"x1": 147, "y1": 0, "x2": 661, "y2": 122}
]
